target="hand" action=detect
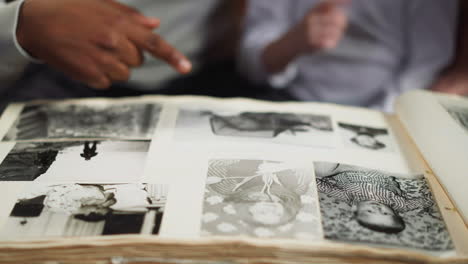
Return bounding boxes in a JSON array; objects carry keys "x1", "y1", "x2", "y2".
[
  {"x1": 16, "y1": 0, "x2": 192, "y2": 89},
  {"x1": 294, "y1": 0, "x2": 349, "y2": 53},
  {"x1": 262, "y1": 0, "x2": 349, "y2": 74},
  {"x1": 430, "y1": 66, "x2": 468, "y2": 95}
]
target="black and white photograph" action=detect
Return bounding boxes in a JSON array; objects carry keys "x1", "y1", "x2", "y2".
[
  {"x1": 3, "y1": 101, "x2": 162, "y2": 141},
  {"x1": 0, "y1": 183, "x2": 168, "y2": 240},
  {"x1": 0, "y1": 141, "x2": 150, "y2": 182},
  {"x1": 338, "y1": 122, "x2": 394, "y2": 152},
  {"x1": 442, "y1": 104, "x2": 468, "y2": 132},
  {"x1": 314, "y1": 162, "x2": 453, "y2": 251},
  {"x1": 175, "y1": 109, "x2": 334, "y2": 148},
  {"x1": 200, "y1": 159, "x2": 321, "y2": 239}
]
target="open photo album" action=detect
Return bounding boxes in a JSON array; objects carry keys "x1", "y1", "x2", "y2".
[{"x1": 0, "y1": 90, "x2": 466, "y2": 264}]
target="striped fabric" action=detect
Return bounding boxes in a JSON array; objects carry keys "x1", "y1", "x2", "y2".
[{"x1": 317, "y1": 170, "x2": 433, "y2": 213}]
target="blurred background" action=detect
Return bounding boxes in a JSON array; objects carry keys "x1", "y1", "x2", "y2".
[{"x1": 1, "y1": 0, "x2": 465, "y2": 111}]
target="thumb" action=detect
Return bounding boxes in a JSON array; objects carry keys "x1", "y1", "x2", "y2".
[{"x1": 431, "y1": 80, "x2": 468, "y2": 95}]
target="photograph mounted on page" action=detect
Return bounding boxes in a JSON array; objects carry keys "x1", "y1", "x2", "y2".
[
  {"x1": 439, "y1": 96, "x2": 468, "y2": 132},
  {"x1": 337, "y1": 122, "x2": 395, "y2": 152},
  {"x1": 0, "y1": 183, "x2": 168, "y2": 240},
  {"x1": 1, "y1": 100, "x2": 162, "y2": 141},
  {"x1": 0, "y1": 141, "x2": 149, "y2": 182},
  {"x1": 314, "y1": 161, "x2": 453, "y2": 251},
  {"x1": 200, "y1": 159, "x2": 322, "y2": 239},
  {"x1": 175, "y1": 108, "x2": 335, "y2": 148}
]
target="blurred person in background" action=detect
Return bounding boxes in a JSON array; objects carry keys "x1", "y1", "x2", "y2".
[
  {"x1": 2, "y1": 0, "x2": 468, "y2": 112},
  {"x1": 431, "y1": 1, "x2": 468, "y2": 96},
  {"x1": 0, "y1": 0, "x2": 251, "y2": 109},
  {"x1": 239, "y1": 0, "x2": 462, "y2": 111}
]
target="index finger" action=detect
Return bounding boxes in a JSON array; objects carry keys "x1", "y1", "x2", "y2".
[
  {"x1": 121, "y1": 21, "x2": 192, "y2": 74},
  {"x1": 143, "y1": 33, "x2": 192, "y2": 74},
  {"x1": 103, "y1": 0, "x2": 160, "y2": 28}
]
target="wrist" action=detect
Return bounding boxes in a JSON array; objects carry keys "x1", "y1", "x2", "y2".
[
  {"x1": 283, "y1": 23, "x2": 311, "y2": 56},
  {"x1": 262, "y1": 27, "x2": 305, "y2": 74}
]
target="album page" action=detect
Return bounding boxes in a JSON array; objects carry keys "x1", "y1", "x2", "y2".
[
  {"x1": 396, "y1": 91, "x2": 468, "y2": 226},
  {"x1": 0, "y1": 97, "x2": 170, "y2": 243},
  {"x1": 0, "y1": 95, "x2": 463, "y2": 260},
  {"x1": 140, "y1": 96, "x2": 460, "y2": 256}
]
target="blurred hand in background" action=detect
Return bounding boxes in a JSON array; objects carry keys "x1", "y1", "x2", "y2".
[
  {"x1": 262, "y1": 0, "x2": 349, "y2": 74},
  {"x1": 431, "y1": 65, "x2": 468, "y2": 96},
  {"x1": 292, "y1": 0, "x2": 349, "y2": 53}
]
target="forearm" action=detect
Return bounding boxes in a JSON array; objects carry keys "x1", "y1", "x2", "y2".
[
  {"x1": 261, "y1": 25, "x2": 304, "y2": 74},
  {"x1": 238, "y1": 0, "x2": 297, "y2": 85}
]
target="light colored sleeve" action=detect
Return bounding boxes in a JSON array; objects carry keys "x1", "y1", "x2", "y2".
[
  {"x1": 398, "y1": 0, "x2": 459, "y2": 94},
  {"x1": 238, "y1": 0, "x2": 298, "y2": 88},
  {"x1": 0, "y1": 0, "x2": 38, "y2": 86}
]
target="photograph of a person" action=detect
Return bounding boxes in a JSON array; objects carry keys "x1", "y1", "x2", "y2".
[
  {"x1": 2, "y1": 101, "x2": 162, "y2": 141},
  {"x1": 0, "y1": 141, "x2": 150, "y2": 182},
  {"x1": 338, "y1": 122, "x2": 393, "y2": 152},
  {"x1": 176, "y1": 109, "x2": 334, "y2": 148},
  {"x1": 0, "y1": 183, "x2": 168, "y2": 240},
  {"x1": 200, "y1": 159, "x2": 321, "y2": 239},
  {"x1": 314, "y1": 162, "x2": 453, "y2": 251}
]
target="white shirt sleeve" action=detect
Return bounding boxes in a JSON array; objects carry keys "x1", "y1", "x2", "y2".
[
  {"x1": 238, "y1": 0, "x2": 299, "y2": 89},
  {"x1": 0, "y1": 0, "x2": 38, "y2": 86}
]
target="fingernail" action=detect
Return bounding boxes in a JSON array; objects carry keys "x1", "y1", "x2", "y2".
[
  {"x1": 135, "y1": 15, "x2": 160, "y2": 28},
  {"x1": 179, "y1": 59, "x2": 192, "y2": 73},
  {"x1": 146, "y1": 18, "x2": 160, "y2": 26}
]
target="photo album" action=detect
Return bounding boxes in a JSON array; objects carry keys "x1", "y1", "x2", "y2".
[{"x1": 0, "y1": 90, "x2": 466, "y2": 264}]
